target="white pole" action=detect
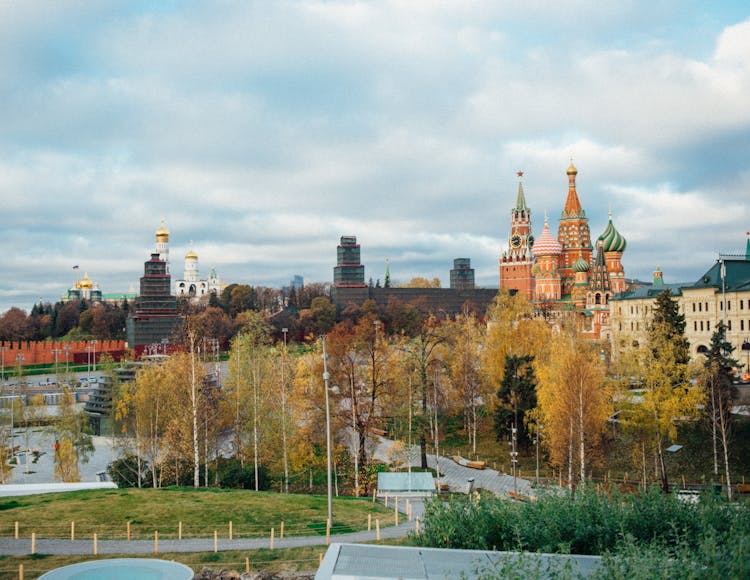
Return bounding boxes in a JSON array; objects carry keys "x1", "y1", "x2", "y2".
[{"x1": 322, "y1": 336, "x2": 333, "y2": 526}]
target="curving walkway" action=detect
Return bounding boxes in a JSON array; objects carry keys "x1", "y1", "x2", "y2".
[{"x1": 371, "y1": 436, "x2": 534, "y2": 498}]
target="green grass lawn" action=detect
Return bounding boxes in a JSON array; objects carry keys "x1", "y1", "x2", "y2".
[{"x1": 0, "y1": 487, "x2": 393, "y2": 541}]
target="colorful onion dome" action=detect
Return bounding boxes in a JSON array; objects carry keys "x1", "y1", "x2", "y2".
[
  {"x1": 573, "y1": 255, "x2": 590, "y2": 272},
  {"x1": 533, "y1": 215, "x2": 562, "y2": 256},
  {"x1": 567, "y1": 160, "x2": 578, "y2": 176},
  {"x1": 597, "y1": 211, "x2": 627, "y2": 252}
]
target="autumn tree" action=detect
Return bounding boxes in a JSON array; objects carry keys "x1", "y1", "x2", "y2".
[
  {"x1": 326, "y1": 316, "x2": 394, "y2": 494},
  {"x1": 398, "y1": 315, "x2": 448, "y2": 468},
  {"x1": 51, "y1": 387, "x2": 94, "y2": 482},
  {"x1": 443, "y1": 311, "x2": 488, "y2": 454},
  {"x1": 228, "y1": 311, "x2": 276, "y2": 490},
  {"x1": 482, "y1": 290, "x2": 552, "y2": 394},
  {"x1": 398, "y1": 277, "x2": 441, "y2": 288},
  {"x1": 536, "y1": 335, "x2": 611, "y2": 488},
  {"x1": 702, "y1": 322, "x2": 739, "y2": 499},
  {"x1": 647, "y1": 290, "x2": 701, "y2": 493}
]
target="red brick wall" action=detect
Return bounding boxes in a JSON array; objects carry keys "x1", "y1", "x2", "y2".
[{"x1": 0, "y1": 340, "x2": 128, "y2": 367}]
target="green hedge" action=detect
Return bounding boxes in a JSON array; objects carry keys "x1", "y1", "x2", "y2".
[{"x1": 416, "y1": 487, "x2": 750, "y2": 577}]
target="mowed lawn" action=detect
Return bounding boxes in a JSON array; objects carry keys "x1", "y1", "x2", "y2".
[{"x1": 0, "y1": 487, "x2": 394, "y2": 540}]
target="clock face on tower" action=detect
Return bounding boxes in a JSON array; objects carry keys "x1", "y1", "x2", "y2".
[{"x1": 511, "y1": 234, "x2": 521, "y2": 248}]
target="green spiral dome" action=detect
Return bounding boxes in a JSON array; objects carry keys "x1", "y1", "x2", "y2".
[{"x1": 597, "y1": 217, "x2": 627, "y2": 252}]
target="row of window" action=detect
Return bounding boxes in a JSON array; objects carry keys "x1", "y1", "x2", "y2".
[
  {"x1": 621, "y1": 319, "x2": 750, "y2": 333},
  {"x1": 693, "y1": 299, "x2": 747, "y2": 312},
  {"x1": 693, "y1": 319, "x2": 749, "y2": 332}
]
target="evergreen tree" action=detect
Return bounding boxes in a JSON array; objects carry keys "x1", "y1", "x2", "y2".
[
  {"x1": 703, "y1": 321, "x2": 739, "y2": 499},
  {"x1": 652, "y1": 289, "x2": 690, "y2": 366},
  {"x1": 647, "y1": 289, "x2": 696, "y2": 493},
  {"x1": 494, "y1": 353, "x2": 537, "y2": 447}
]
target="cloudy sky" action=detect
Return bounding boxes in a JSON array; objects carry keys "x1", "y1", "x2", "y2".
[{"x1": 1, "y1": 1, "x2": 749, "y2": 312}]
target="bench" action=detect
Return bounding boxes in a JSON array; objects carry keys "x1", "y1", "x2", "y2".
[{"x1": 452, "y1": 455, "x2": 486, "y2": 470}]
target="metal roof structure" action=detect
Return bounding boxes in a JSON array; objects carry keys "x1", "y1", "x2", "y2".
[{"x1": 315, "y1": 543, "x2": 603, "y2": 579}]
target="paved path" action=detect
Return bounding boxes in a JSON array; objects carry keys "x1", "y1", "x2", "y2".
[
  {"x1": 0, "y1": 503, "x2": 421, "y2": 556},
  {"x1": 371, "y1": 436, "x2": 534, "y2": 498}
]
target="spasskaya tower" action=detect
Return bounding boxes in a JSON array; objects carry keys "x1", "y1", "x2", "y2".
[{"x1": 499, "y1": 171, "x2": 535, "y2": 299}]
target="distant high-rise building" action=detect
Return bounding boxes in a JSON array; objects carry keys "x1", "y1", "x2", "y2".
[
  {"x1": 450, "y1": 258, "x2": 475, "y2": 290},
  {"x1": 291, "y1": 274, "x2": 304, "y2": 288}
]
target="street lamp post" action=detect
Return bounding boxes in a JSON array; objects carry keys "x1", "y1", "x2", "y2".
[
  {"x1": 52, "y1": 348, "x2": 61, "y2": 377},
  {"x1": 64, "y1": 344, "x2": 71, "y2": 374},
  {"x1": 281, "y1": 328, "x2": 289, "y2": 494},
  {"x1": 322, "y1": 335, "x2": 333, "y2": 527},
  {"x1": 13, "y1": 353, "x2": 24, "y2": 465},
  {"x1": 510, "y1": 426, "x2": 518, "y2": 495},
  {"x1": 534, "y1": 423, "x2": 543, "y2": 486}
]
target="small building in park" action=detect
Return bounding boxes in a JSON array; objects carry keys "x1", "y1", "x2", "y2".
[{"x1": 377, "y1": 472, "x2": 436, "y2": 497}]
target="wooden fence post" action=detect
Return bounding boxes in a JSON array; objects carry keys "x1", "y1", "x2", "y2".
[
  {"x1": 93, "y1": 533, "x2": 97, "y2": 556},
  {"x1": 376, "y1": 519, "x2": 380, "y2": 541},
  {"x1": 368, "y1": 514, "x2": 372, "y2": 531},
  {"x1": 178, "y1": 521, "x2": 182, "y2": 540},
  {"x1": 245, "y1": 557, "x2": 250, "y2": 573},
  {"x1": 213, "y1": 530, "x2": 218, "y2": 553},
  {"x1": 326, "y1": 519, "x2": 330, "y2": 546},
  {"x1": 229, "y1": 521, "x2": 233, "y2": 541},
  {"x1": 71, "y1": 520, "x2": 75, "y2": 541},
  {"x1": 18, "y1": 564, "x2": 23, "y2": 580},
  {"x1": 270, "y1": 527, "x2": 275, "y2": 550},
  {"x1": 14, "y1": 521, "x2": 18, "y2": 540},
  {"x1": 127, "y1": 521, "x2": 131, "y2": 541},
  {"x1": 154, "y1": 531, "x2": 158, "y2": 554},
  {"x1": 30, "y1": 532, "x2": 35, "y2": 555},
  {"x1": 280, "y1": 521, "x2": 284, "y2": 539}
]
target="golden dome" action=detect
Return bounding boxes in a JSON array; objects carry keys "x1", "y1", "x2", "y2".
[
  {"x1": 185, "y1": 249, "x2": 198, "y2": 260},
  {"x1": 155, "y1": 220, "x2": 169, "y2": 241},
  {"x1": 566, "y1": 160, "x2": 578, "y2": 176},
  {"x1": 79, "y1": 272, "x2": 93, "y2": 289}
]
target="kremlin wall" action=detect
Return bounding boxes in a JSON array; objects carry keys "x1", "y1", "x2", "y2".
[{"x1": 0, "y1": 339, "x2": 127, "y2": 367}]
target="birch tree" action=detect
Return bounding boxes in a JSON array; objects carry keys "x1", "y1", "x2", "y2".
[{"x1": 537, "y1": 335, "x2": 611, "y2": 488}]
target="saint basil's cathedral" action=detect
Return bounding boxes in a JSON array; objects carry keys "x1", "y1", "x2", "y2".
[{"x1": 499, "y1": 162, "x2": 627, "y2": 340}]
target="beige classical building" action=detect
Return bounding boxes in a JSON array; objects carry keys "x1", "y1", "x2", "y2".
[{"x1": 610, "y1": 252, "x2": 750, "y2": 371}]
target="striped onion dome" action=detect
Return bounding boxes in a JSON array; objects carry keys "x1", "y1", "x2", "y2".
[
  {"x1": 573, "y1": 255, "x2": 590, "y2": 272},
  {"x1": 534, "y1": 216, "x2": 562, "y2": 256},
  {"x1": 597, "y1": 211, "x2": 627, "y2": 252}
]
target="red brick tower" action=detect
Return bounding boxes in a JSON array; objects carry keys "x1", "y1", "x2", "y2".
[
  {"x1": 500, "y1": 171, "x2": 535, "y2": 299},
  {"x1": 557, "y1": 162, "x2": 592, "y2": 297}
]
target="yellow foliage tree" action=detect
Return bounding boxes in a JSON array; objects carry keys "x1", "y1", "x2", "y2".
[{"x1": 536, "y1": 334, "x2": 611, "y2": 488}]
